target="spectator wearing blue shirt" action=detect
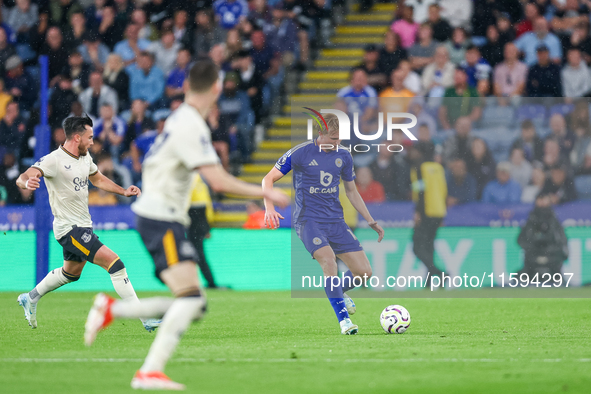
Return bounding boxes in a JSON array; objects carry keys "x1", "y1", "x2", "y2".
[
  {"x1": 214, "y1": 0, "x2": 249, "y2": 30},
  {"x1": 218, "y1": 72, "x2": 255, "y2": 163},
  {"x1": 4, "y1": 0, "x2": 38, "y2": 37},
  {"x1": 78, "y1": 31, "x2": 111, "y2": 71},
  {"x1": 446, "y1": 158, "x2": 477, "y2": 206},
  {"x1": 94, "y1": 103, "x2": 127, "y2": 160},
  {"x1": 129, "y1": 116, "x2": 165, "y2": 179},
  {"x1": 482, "y1": 162, "x2": 522, "y2": 203},
  {"x1": 336, "y1": 68, "x2": 378, "y2": 147},
  {"x1": 114, "y1": 24, "x2": 151, "y2": 66},
  {"x1": 127, "y1": 51, "x2": 165, "y2": 106},
  {"x1": 336, "y1": 67, "x2": 378, "y2": 119},
  {"x1": 85, "y1": 0, "x2": 107, "y2": 31},
  {"x1": 514, "y1": 17, "x2": 562, "y2": 66},
  {"x1": 250, "y1": 29, "x2": 284, "y2": 111},
  {"x1": 250, "y1": 30, "x2": 275, "y2": 74},
  {"x1": 460, "y1": 45, "x2": 492, "y2": 96},
  {"x1": 124, "y1": 99, "x2": 155, "y2": 154},
  {"x1": 267, "y1": 14, "x2": 298, "y2": 56},
  {"x1": 165, "y1": 49, "x2": 191, "y2": 99},
  {"x1": 0, "y1": 22, "x2": 16, "y2": 45}
]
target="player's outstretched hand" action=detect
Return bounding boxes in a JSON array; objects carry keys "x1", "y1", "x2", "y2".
[
  {"x1": 25, "y1": 176, "x2": 40, "y2": 190},
  {"x1": 124, "y1": 185, "x2": 142, "y2": 197},
  {"x1": 369, "y1": 221, "x2": 384, "y2": 242},
  {"x1": 264, "y1": 209, "x2": 285, "y2": 229}
]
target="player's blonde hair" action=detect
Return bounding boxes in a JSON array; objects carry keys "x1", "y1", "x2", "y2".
[{"x1": 314, "y1": 113, "x2": 339, "y2": 136}]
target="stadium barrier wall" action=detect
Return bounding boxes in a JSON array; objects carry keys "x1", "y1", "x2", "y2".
[
  {"x1": 292, "y1": 228, "x2": 591, "y2": 291},
  {"x1": 1, "y1": 228, "x2": 591, "y2": 291},
  {"x1": 1, "y1": 202, "x2": 591, "y2": 231}
]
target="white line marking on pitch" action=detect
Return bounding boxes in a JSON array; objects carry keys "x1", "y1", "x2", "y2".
[{"x1": 1, "y1": 358, "x2": 590, "y2": 363}]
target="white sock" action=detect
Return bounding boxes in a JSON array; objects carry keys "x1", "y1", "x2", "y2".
[
  {"x1": 111, "y1": 297, "x2": 175, "y2": 319},
  {"x1": 140, "y1": 297, "x2": 206, "y2": 372},
  {"x1": 110, "y1": 268, "x2": 155, "y2": 325},
  {"x1": 29, "y1": 268, "x2": 74, "y2": 303},
  {"x1": 110, "y1": 268, "x2": 139, "y2": 301}
]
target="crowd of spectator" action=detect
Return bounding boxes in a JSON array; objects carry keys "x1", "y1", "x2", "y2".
[
  {"x1": 0, "y1": 0, "x2": 337, "y2": 206},
  {"x1": 3, "y1": 0, "x2": 591, "y2": 210},
  {"x1": 336, "y1": 0, "x2": 591, "y2": 206}
]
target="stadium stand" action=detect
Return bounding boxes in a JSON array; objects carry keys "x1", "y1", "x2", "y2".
[{"x1": 1, "y1": 0, "x2": 591, "y2": 227}]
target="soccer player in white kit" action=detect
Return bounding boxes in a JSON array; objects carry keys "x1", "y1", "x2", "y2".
[
  {"x1": 83, "y1": 59, "x2": 289, "y2": 391},
  {"x1": 16, "y1": 115, "x2": 159, "y2": 332}
]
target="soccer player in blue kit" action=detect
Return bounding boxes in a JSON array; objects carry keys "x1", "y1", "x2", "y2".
[{"x1": 262, "y1": 113, "x2": 384, "y2": 335}]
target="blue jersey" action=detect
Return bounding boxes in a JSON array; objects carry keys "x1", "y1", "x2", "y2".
[
  {"x1": 460, "y1": 58, "x2": 492, "y2": 88},
  {"x1": 336, "y1": 85, "x2": 378, "y2": 116},
  {"x1": 134, "y1": 130, "x2": 158, "y2": 163},
  {"x1": 214, "y1": 0, "x2": 249, "y2": 29},
  {"x1": 275, "y1": 140, "x2": 355, "y2": 224}
]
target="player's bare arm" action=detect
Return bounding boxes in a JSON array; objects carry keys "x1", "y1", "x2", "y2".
[
  {"x1": 343, "y1": 180, "x2": 384, "y2": 242},
  {"x1": 199, "y1": 163, "x2": 289, "y2": 207},
  {"x1": 262, "y1": 167, "x2": 287, "y2": 229},
  {"x1": 89, "y1": 171, "x2": 141, "y2": 197},
  {"x1": 16, "y1": 167, "x2": 43, "y2": 190}
]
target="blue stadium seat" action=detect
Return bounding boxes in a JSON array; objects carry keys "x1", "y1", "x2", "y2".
[
  {"x1": 549, "y1": 103, "x2": 574, "y2": 117},
  {"x1": 517, "y1": 104, "x2": 547, "y2": 129},
  {"x1": 481, "y1": 104, "x2": 516, "y2": 129},
  {"x1": 574, "y1": 175, "x2": 591, "y2": 200}
]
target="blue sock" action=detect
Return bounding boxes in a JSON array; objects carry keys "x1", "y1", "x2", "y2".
[
  {"x1": 342, "y1": 270, "x2": 355, "y2": 292},
  {"x1": 324, "y1": 276, "x2": 349, "y2": 322}
]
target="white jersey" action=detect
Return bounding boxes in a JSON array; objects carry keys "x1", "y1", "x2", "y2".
[
  {"x1": 131, "y1": 103, "x2": 219, "y2": 226},
  {"x1": 31, "y1": 146, "x2": 98, "y2": 240}
]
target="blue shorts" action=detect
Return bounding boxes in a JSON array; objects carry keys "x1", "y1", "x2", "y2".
[{"x1": 295, "y1": 220, "x2": 363, "y2": 257}]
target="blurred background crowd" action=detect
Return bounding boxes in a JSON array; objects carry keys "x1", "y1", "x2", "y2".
[
  {"x1": 334, "y1": 0, "x2": 591, "y2": 208},
  {"x1": 0, "y1": 0, "x2": 341, "y2": 206},
  {"x1": 1, "y1": 0, "x2": 591, "y2": 214}
]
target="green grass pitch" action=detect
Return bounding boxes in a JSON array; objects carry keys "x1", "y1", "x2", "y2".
[{"x1": 1, "y1": 291, "x2": 591, "y2": 393}]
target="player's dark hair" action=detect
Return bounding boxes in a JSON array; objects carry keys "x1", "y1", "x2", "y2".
[
  {"x1": 62, "y1": 114, "x2": 93, "y2": 139},
  {"x1": 188, "y1": 59, "x2": 220, "y2": 93}
]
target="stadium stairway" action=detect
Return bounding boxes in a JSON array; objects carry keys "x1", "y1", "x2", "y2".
[{"x1": 212, "y1": 2, "x2": 395, "y2": 227}]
